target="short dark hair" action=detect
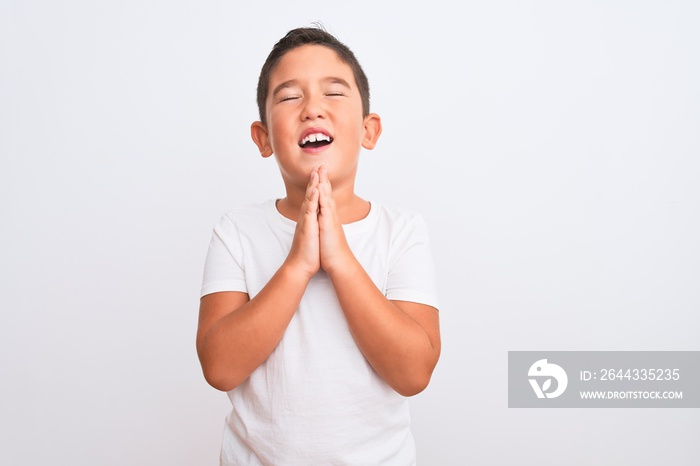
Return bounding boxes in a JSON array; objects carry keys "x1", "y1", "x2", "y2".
[{"x1": 256, "y1": 26, "x2": 370, "y2": 124}]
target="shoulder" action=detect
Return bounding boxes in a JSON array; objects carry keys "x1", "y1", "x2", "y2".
[
  {"x1": 214, "y1": 200, "x2": 275, "y2": 232},
  {"x1": 221, "y1": 199, "x2": 272, "y2": 222},
  {"x1": 371, "y1": 202, "x2": 430, "y2": 233}
]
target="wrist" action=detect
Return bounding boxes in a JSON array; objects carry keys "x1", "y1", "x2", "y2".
[
  {"x1": 322, "y1": 248, "x2": 358, "y2": 277},
  {"x1": 281, "y1": 257, "x2": 318, "y2": 282}
]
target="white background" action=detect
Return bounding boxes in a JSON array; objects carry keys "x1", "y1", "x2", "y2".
[{"x1": 1, "y1": 1, "x2": 699, "y2": 465}]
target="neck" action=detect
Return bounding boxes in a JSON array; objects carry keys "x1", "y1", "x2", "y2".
[{"x1": 277, "y1": 178, "x2": 370, "y2": 224}]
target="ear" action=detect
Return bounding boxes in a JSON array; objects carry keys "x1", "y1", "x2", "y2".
[
  {"x1": 251, "y1": 121, "x2": 273, "y2": 158},
  {"x1": 361, "y1": 113, "x2": 382, "y2": 150}
]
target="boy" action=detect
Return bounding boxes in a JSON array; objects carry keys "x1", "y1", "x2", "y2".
[{"x1": 197, "y1": 27, "x2": 440, "y2": 465}]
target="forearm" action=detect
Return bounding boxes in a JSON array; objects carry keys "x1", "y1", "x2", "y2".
[
  {"x1": 197, "y1": 262, "x2": 311, "y2": 391},
  {"x1": 327, "y1": 259, "x2": 440, "y2": 396}
]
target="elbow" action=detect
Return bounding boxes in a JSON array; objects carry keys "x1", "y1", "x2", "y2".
[
  {"x1": 394, "y1": 377, "x2": 430, "y2": 397},
  {"x1": 395, "y1": 383, "x2": 428, "y2": 397},
  {"x1": 197, "y1": 345, "x2": 244, "y2": 392},
  {"x1": 201, "y1": 366, "x2": 240, "y2": 392},
  {"x1": 394, "y1": 347, "x2": 440, "y2": 397},
  {"x1": 392, "y1": 365, "x2": 436, "y2": 397}
]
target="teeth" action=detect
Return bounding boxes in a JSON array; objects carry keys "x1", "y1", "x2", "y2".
[{"x1": 300, "y1": 133, "x2": 331, "y2": 145}]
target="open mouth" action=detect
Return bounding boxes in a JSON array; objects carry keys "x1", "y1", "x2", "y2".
[{"x1": 299, "y1": 132, "x2": 333, "y2": 149}]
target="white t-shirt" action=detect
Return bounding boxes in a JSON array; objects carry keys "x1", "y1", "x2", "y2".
[{"x1": 201, "y1": 199, "x2": 439, "y2": 466}]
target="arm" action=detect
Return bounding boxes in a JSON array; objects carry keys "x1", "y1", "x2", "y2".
[
  {"x1": 196, "y1": 267, "x2": 309, "y2": 392},
  {"x1": 196, "y1": 173, "x2": 322, "y2": 392},
  {"x1": 316, "y1": 169, "x2": 441, "y2": 396},
  {"x1": 330, "y1": 265, "x2": 441, "y2": 397}
]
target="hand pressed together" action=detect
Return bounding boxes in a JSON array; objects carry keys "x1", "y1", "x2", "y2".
[
  {"x1": 286, "y1": 166, "x2": 354, "y2": 277},
  {"x1": 286, "y1": 169, "x2": 321, "y2": 279}
]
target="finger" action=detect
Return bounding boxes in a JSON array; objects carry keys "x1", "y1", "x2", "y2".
[
  {"x1": 318, "y1": 165, "x2": 331, "y2": 191},
  {"x1": 303, "y1": 186, "x2": 319, "y2": 215},
  {"x1": 307, "y1": 169, "x2": 319, "y2": 190},
  {"x1": 318, "y1": 167, "x2": 332, "y2": 208},
  {"x1": 317, "y1": 185, "x2": 336, "y2": 225},
  {"x1": 304, "y1": 170, "x2": 319, "y2": 201},
  {"x1": 317, "y1": 178, "x2": 329, "y2": 210}
]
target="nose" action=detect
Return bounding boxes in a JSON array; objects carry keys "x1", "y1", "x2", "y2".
[{"x1": 300, "y1": 94, "x2": 326, "y2": 121}]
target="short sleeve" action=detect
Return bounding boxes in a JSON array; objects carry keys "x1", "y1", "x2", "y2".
[
  {"x1": 200, "y1": 214, "x2": 248, "y2": 298},
  {"x1": 385, "y1": 214, "x2": 440, "y2": 310}
]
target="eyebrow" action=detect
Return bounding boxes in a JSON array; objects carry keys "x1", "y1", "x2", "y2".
[
  {"x1": 271, "y1": 77, "x2": 352, "y2": 98},
  {"x1": 271, "y1": 80, "x2": 299, "y2": 99},
  {"x1": 325, "y1": 77, "x2": 352, "y2": 89}
]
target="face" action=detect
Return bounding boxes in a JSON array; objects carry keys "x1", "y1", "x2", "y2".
[{"x1": 251, "y1": 45, "x2": 381, "y2": 190}]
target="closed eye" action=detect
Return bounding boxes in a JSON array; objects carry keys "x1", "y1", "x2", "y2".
[{"x1": 279, "y1": 95, "x2": 300, "y2": 102}]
